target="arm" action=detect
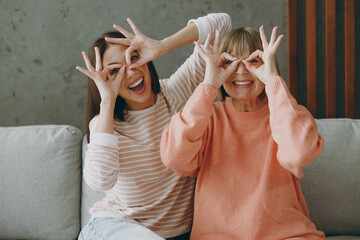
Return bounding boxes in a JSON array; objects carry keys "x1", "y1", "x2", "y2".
[
  {"x1": 161, "y1": 33, "x2": 239, "y2": 176},
  {"x1": 266, "y1": 76, "x2": 324, "y2": 179},
  {"x1": 160, "y1": 83, "x2": 217, "y2": 176},
  {"x1": 162, "y1": 13, "x2": 232, "y2": 103},
  {"x1": 157, "y1": 21, "x2": 198, "y2": 58},
  {"x1": 76, "y1": 48, "x2": 125, "y2": 191},
  {"x1": 83, "y1": 116, "x2": 120, "y2": 191},
  {"x1": 244, "y1": 26, "x2": 323, "y2": 178},
  {"x1": 107, "y1": 18, "x2": 199, "y2": 68},
  {"x1": 107, "y1": 13, "x2": 232, "y2": 68},
  {"x1": 76, "y1": 47, "x2": 126, "y2": 135}
]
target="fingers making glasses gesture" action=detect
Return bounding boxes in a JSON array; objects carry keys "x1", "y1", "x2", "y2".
[
  {"x1": 106, "y1": 18, "x2": 163, "y2": 69},
  {"x1": 195, "y1": 30, "x2": 240, "y2": 89},
  {"x1": 243, "y1": 26, "x2": 284, "y2": 84},
  {"x1": 76, "y1": 47, "x2": 126, "y2": 102}
]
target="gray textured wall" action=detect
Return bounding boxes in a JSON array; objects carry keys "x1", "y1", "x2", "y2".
[{"x1": 0, "y1": 0, "x2": 287, "y2": 133}]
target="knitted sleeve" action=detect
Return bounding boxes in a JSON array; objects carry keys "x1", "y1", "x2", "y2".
[
  {"x1": 266, "y1": 76, "x2": 324, "y2": 179},
  {"x1": 160, "y1": 83, "x2": 218, "y2": 176}
]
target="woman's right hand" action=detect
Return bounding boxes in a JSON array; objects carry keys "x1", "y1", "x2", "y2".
[
  {"x1": 76, "y1": 47, "x2": 126, "y2": 103},
  {"x1": 106, "y1": 18, "x2": 164, "y2": 69},
  {"x1": 195, "y1": 30, "x2": 240, "y2": 89}
]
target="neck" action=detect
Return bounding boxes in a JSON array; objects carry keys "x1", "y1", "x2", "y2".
[
  {"x1": 126, "y1": 92, "x2": 157, "y2": 111},
  {"x1": 232, "y1": 96, "x2": 268, "y2": 112}
]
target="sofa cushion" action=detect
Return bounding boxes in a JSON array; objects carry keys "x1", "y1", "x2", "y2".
[
  {"x1": 0, "y1": 125, "x2": 83, "y2": 240},
  {"x1": 301, "y1": 119, "x2": 360, "y2": 236}
]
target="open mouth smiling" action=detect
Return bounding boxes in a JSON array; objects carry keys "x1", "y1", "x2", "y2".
[
  {"x1": 128, "y1": 77, "x2": 145, "y2": 94},
  {"x1": 232, "y1": 80, "x2": 254, "y2": 87}
]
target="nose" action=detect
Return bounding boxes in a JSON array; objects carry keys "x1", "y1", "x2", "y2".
[
  {"x1": 125, "y1": 66, "x2": 136, "y2": 79},
  {"x1": 235, "y1": 61, "x2": 249, "y2": 75}
]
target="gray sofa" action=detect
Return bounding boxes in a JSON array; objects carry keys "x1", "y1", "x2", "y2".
[{"x1": 0, "y1": 119, "x2": 359, "y2": 240}]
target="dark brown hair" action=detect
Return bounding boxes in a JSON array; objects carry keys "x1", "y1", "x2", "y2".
[{"x1": 85, "y1": 31, "x2": 160, "y2": 142}]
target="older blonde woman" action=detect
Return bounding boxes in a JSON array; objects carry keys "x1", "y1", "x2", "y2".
[{"x1": 160, "y1": 26, "x2": 326, "y2": 239}]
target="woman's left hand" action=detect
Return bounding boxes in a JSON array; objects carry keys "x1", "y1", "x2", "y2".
[
  {"x1": 106, "y1": 18, "x2": 164, "y2": 69},
  {"x1": 243, "y1": 26, "x2": 283, "y2": 84}
]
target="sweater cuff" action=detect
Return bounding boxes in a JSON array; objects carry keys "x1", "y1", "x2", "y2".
[
  {"x1": 195, "y1": 83, "x2": 219, "y2": 103},
  {"x1": 188, "y1": 16, "x2": 209, "y2": 44},
  {"x1": 90, "y1": 132, "x2": 118, "y2": 148}
]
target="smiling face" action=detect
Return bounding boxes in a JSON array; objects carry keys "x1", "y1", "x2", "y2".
[
  {"x1": 102, "y1": 44, "x2": 155, "y2": 111},
  {"x1": 223, "y1": 52, "x2": 265, "y2": 103},
  {"x1": 219, "y1": 27, "x2": 268, "y2": 111}
]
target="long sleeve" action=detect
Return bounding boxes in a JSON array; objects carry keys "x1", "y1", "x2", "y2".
[
  {"x1": 160, "y1": 83, "x2": 218, "y2": 176},
  {"x1": 266, "y1": 76, "x2": 324, "y2": 179},
  {"x1": 83, "y1": 116, "x2": 120, "y2": 191},
  {"x1": 161, "y1": 13, "x2": 231, "y2": 104}
]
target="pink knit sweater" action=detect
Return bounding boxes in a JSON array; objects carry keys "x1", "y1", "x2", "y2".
[{"x1": 160, "y1": 76, "x2": 326, "y2": 240}]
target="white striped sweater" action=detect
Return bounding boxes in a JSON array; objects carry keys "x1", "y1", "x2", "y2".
[{"x1": 83, "y1": 13, "x2": 231, "y2": 238}]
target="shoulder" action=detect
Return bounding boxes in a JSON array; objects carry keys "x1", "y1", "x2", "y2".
[
  {"x1": 210, "y1": 100, "x2": 227, "y2": 119},
  {"x1": 213, "y1": 100, "x2": 226, "y2": 111},
  {"x1": 159, "y1": 79, "x2": 172, "y2": 102}
]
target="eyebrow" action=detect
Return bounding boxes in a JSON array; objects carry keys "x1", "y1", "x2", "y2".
[{"x1": 106, "y1": 62, "x2": 119, "y2": 66}]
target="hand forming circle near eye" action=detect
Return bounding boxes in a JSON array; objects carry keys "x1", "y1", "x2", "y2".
[
  {"x1": 195, "y1": 30, "x2": 241, "y2": 89},
  {"x1": 105, "y1": 18, "x2": 163, "y2": 69},
  {"x1": 76, "y1": 47, "x2": 126, "y2": 102},
  {"x1": 243, "y1": 25, "x2": 284, "y2": 84}
]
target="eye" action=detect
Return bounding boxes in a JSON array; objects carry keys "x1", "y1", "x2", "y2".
[
  {"x1": 110, "y1": 68, "x2": 119, "y2": 75},
  {"x1": 249, "y1": 59, "x2": 258, "y2": 63},
  {"x1": 130, "y1": 54, "x2": 139, "y2": 62},
  {"x1": 224, "y1": 60, "x2": 233, "y2": 65}
]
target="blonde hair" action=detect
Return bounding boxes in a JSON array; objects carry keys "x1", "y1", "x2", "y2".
[{"x1": 218, "y1": 27, "x2": 273, "y2": 102}]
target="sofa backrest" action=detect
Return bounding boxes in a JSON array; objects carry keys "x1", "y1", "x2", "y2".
[
  {"x1": 301, "y1": 119, "x2": 360, "y2": 236},
  {"x1": 0, "y1": 125, "x2": 83, "y2": 240}
]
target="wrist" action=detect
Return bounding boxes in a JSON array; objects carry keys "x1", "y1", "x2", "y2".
[
  {"x1": 100, "y1": 97, "x2": 116, "y2": 108},
  {"x1": 203, "y1": 80, "x2": 218, "y2": 89},
  {"x1": 159, "y1": 22, "x2": 199, "y2": 55},
  {"x1": 158, "y1": 38, "x2": 170, "y2": 56}
]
